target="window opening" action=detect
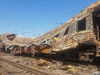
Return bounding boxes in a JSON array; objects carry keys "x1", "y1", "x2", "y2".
[
  {"x1": 54, "y1": 33, "x2": 59, "y2": 38},
  {"x1": 77, "y1": 18, "x2": 86, "y2": 32},
  {"x1": 64, "y1": 26, "x2": 69, "y2": 35},
  {"x1": 7, "y1": 34, "x2": 16, "y2": 41}
]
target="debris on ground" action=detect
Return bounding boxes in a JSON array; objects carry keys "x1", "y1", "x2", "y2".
[
  {"x1": 93, "y1": 71, "x2": 100, "y2": 75},
  {"x1": 0, "y1": 52, "x2": 99, "y2": 75},
  {"x1": 60, "y1": 65, "x2": 77, "y2": 74},
  {"x1": 67, "y1": 65, "x2": 77, "y2": 72},
  {"x1": 38, "y1": 59, "x2": 50, "y2": 66}
]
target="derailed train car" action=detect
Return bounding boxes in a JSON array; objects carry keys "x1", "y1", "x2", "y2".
[
  {"x1": 0, "y1": 33, "x2": 52, "y2": 56},
  {"x1": 0, "y1": 1, "x2": 100, "y2": 62}
]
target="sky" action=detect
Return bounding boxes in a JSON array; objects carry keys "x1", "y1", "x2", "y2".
[{"x1": 0, "y1": 0, "x2": 98, "y2": 37}]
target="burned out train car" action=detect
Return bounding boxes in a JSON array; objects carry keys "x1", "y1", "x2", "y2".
[
  {"x1": 0, "y1": 33, "x2": 35, "y2": 55},
  {"x1": 33, "y1": 0, "x2": 100, "y2": 62},
  {"x1": 0, "y1": 33, "x2": 51, "y2": 56},
  {"x1": 0, "y1": 1, "x2": 100, "y2": 62}
]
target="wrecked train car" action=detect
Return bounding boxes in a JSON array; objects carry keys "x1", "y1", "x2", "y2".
[
  {"x1": 0, "y1": 33, "x2": 51, "y2": 56},
  {"x1": 32, "y1": 0, "x2": 100, "y2": 62},
  {"x1": 0, "y1": 1, "x2": 100, "y2": 62},
  {"x1": 0, "y1": 33, "x2": 36, "y2": 55}
]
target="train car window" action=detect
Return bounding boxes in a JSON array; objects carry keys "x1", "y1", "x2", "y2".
[
  {"x1": 42, "y1": 41, "x2": 46, "y2": 43},
  {"x1": 69, "y1": 23, "x2": 76, "y2": 34},
  {"x1": 54, "y1": 33, "x2": 59, "y2": 38},
  {"x1": 45, "y1": 39, "x2": 49, "y2": 42},
  {"x1": 64, "y1": 26, "x2": 69, "y2": 35},
  {"x1": 77, "y1": 18, "x2": 86, "y2": 32},
  {"x1": 42, "y1": 39, "x2": 49, "y2": 43},
  {"x1": 6, "y1": 34, "x2": 16, "y2": 41}
]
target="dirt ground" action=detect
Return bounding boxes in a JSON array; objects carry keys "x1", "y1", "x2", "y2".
[{"x1": 0, "y1": 52, "x2": 100, "y2": 75}]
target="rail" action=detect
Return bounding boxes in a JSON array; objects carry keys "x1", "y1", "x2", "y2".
[
  {"x1": 0, "y1": 57, "x2": 50, "y2": 75},
  {"x1": 0, "y1": 68, "x2": 10, "y2": 75}
]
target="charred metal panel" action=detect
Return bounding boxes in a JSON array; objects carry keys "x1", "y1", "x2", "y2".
[
  {"x1": 69, "y1": 22, "x2": 76, "y2": 34},
  {"x1": 86, "y1": 17, "x2": 91, "y2": 30},
  {"x1": 0, "y1": 41, "x2": 4, "y2": 51},
  {"x1": 52, "y1": 30, "x2": 94, "y2": 51},
  {"x1": 86, "y1": 15, "x2": 92, "y2": 30},
  {"x1": 58, "y1": 30, "x2": 65, "y2": 38},
  {"x1": 57, "y1": 24, "x2": 70, "y2": 38}
]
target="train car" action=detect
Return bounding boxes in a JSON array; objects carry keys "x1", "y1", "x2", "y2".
[
  {"x1": 0, "y1": 1, "x2": 100, "y2": 62},
  {"x1": 32, "y1": 0, "x2": 100, "y2": 62}
]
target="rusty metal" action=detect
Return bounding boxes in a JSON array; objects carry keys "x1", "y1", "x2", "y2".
[{"x1": 0, "y1": 41, "x2": 4, "y2": 51}]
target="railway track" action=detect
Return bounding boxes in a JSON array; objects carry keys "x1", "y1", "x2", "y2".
[
  {"x1": 0, "y1": 57, "x2": 50, "y2": 75},
  {"x1": 0, "y1": 68, "x2": 9, "y2": 75},
  {"x1": 0, "y1": 52, "x2": 98, "y2": 75}
]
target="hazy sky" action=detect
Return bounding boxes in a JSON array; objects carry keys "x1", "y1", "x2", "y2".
[{"x1": 0, "y1": 0, "x2": 98, "y2": 37}]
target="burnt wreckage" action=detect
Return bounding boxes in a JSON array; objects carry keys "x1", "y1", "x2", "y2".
[{"x1": 0, "y1": 1, "x2": 100, "y2": 62}]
